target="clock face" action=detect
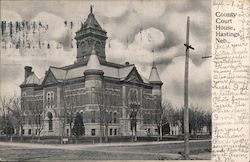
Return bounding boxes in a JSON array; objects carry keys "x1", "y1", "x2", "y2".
[
  {"x1": 80, "y1": 41, "x2": 89, "y2": 54},
  {"x1": 95, "y1": 41, "x2": 105, "y2": 57},
  {"x1": 95, "y1": 42, "x2": 101, "y2": 54}
]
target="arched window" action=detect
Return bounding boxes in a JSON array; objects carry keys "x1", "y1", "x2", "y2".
[
  {"x1": 47, "y1": 93, "x2": 50, "y2": 107},
  {"x1": 109, "y1": 112, "x2": 112, "y2": 123},
  {"x1": 51, "y1": 92, "x2": 54, "y2": 106},
  {"x1": 129, "y1": 89, "x2": 138, "y2": 105},
  {"x1": 47, "y1": 91, "x2": 55, "y2": 108},
  {"x1": 38, "y1": 114, "x2": 41, "y2": 125},
  {"x1": 113, "y1": 112, "x2": 117, "y2": 123},
  {"x1": 91, "y1": 111, "x2": 95, "y2": 123},
  {"x1": 48, "y1": 112, "x2": 53, "y2": 131}
]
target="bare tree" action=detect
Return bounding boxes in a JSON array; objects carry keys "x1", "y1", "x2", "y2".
[
  {"x1": 154, "y1": 97, "x2": 162, "y2": 141},
  {"x1": 31, "y1": 97, "x2": 44, "y2": 141},
  {"x1": 0, "y1": 96, "x2": 13, "y2": 141},
  {"x1": 204, "y1": 111, "x2": 211, "y2": 136},
  {"x1": 60, "y1": 83, "x2": 68, "y2": 144},
  {"x1": 60, "y1": 83, "x2": 76, "y2": 144},
  {"x1": 10, "y1": 96, "x2": 24, "y2": 141},
  {"x1": 161, "y1": 100, "x2": 175, "y2": 136},
  {"x1": 129, "y1": 90, "x2": 140, "y2": 142},
  {"x1": 97, "y1": 89, "x2": 104, "y2": 143},
  {"x1": 97, "y1": 89, "x2": 111, "y2": 143},
  {"x1": 64, "y1": 94, "x2": 75, "y2": 143}
]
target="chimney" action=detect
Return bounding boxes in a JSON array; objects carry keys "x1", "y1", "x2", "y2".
[
  {"x1": 125, "y1": 61, "x2": 130, "y2": 65},
  {"x1": 24, "y1": 66, "x2": 32, "y2": 79}
]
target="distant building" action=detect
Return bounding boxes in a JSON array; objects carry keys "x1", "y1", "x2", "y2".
[{"x1": 20, "y1": 7, "x2": 163, "y2": 137}]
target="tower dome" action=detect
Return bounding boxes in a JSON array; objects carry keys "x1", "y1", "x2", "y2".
[{"x1": 86, "y1": 48, "x2": 101, "y2": 70}]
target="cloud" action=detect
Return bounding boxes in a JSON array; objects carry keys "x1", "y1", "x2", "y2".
[
  {"x1": 1, "y1": 0, "x2": 211, "y2": 110},
  {"x1": 161, "y1": 56, "x2": 211, "y2": 108},
  {"x1": 131, "y1": 1, "x2": 166, "y2": 19},
  {"x1": 31, "y1": 12, "x2": 69, "y2": 43},
  {"x1": 1, "y1": 10, "x2": 23, "y2": 21},
  {"x1": 106, "y1": 27, "x2": 165, "y2": 65},
  {"x1": 1, "y1": 40, "x2": 76, "y2": 97}
]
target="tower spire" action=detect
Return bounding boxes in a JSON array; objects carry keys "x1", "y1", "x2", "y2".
[
  {"x1": 90, "y1": 5, "x2": 93, "y2": 14},
  {"x1": 152, "y1": 49, "x2": 155, "y2": 67},
  {"x1": 149, "y1": 57, "x2": 162, "y2": 84},
  {"x1": 75, "y1": 5, "x2": 107, "y2": 63}
]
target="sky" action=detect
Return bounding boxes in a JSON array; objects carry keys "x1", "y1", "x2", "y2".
[{"x1": 0, "y1": 0, "x2": 211, "y2": 110}]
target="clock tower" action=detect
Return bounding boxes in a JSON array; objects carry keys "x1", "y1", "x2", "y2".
[{"x1": 75, "y1": 6, "x2": 108, "y2": 63}]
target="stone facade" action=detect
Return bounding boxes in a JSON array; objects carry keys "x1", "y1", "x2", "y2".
[{"x1": 20, "y1": 7, "x2": 163, "y2": 137}]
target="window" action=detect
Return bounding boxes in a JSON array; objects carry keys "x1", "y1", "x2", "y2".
[
  {"x1": 81, "y1": 112, "x2": 84, "y2": 122},
  {"x1": 37, "y1": 114, "x2": 41, "y2": 125},
  {"x1": 22, "y1": 129, "x2": 25, "y2": 135},
  {"x1": 28, "y1": 116, "x2": 32, "y2": 124},
  {"x1": 129, "y1": 89, "x2": 138, "y2": 104},
  {"x1": 77, "y1": 95, "x2": 81, "y2": 106},
  {"x1": 66, "y1": 113, "x2": 71, "y2": 124},
  {"x1": 147, "y1": 114, "x2": 150, "y2": 124},
  {"x1": 35, "y1": 129, "x2": 38, "y2": 135},
  {"x1": 22, "y1": 116, "x2": 25, "y2": 124},
  {"x1": 143, "y1": 114, "x2": 147, "y2": 124},
  {"x1": 114, "y1": 129, "x2": 117, "y2": 136},
  {"x1": 91, "y1": 111, "x2": 95, "y2": 123},
  {"x1": 66, "y1": 129, "x2": 69, "y2": 136},
  {"x1": 47, "y1": 91, "x2": 55, "y2": 108},
  {"x1": 47, "y1": 93, "x2": 50, "y2": 106},
  {"x1": 48, "y1": 112, "x2": 53, "y2": 131},
  {"x1": 28, "y1": 129, "x2": 31, "y2": 135},
  {"x1": 110, "y1": 129, "x2": 112, "y2": 136},
  {"x1": 109, "y1": 112, "x2": 112, "y2": 123},
  {"x1": 51, "y1": 92, "x2": 54, "y2": 105},
  {"x1": 91, "y1": 129, "x2": 96, "y2": 136},
  {"x1": 147, "y1": 128, "x2": 151, "y2": 134},
  {"x1": 113, "y1": 112, "x2": 117, "y2": 123}
]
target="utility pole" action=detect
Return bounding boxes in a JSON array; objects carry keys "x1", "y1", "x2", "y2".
[{"x1": 183, "y1": 16, "x2": 194, "y2": 160}]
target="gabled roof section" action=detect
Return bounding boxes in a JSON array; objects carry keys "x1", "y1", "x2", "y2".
[
  {"x1": 119, "y1": 65, "x2": 134, "y2": 79},
  {"x1": 141, "y1": 75, "x2": 150, "y2": 84},
  {"x1": 50, "y1": 66, "x2": 67, "y2": 81},
  {"x1": 123, "y1": 67, "x2": 144, "y2": 83},
  {"x1": 38, "y1": 77, "x2": 45, "y2": 85},
  {"x1": 41, "y1": 69, "x2": 59, "y2": 86},
  {"x1": 21, "y1": 72, "x2": 40, "y2": 86}
]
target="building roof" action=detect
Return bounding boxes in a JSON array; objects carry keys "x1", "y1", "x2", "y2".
[
  {"x1": 81, "y1": 6, "x2": 102, "y2": 30},
  {"x1": 20, "y1": 72, "x2": 40, "y2": 86},
  {"x1": 21, "y1": 6, "x2": 161, "y2": 87},
  {"x1": 20, "y1": 56, "x2": 153, "y2": 86},
  {"x1": 149, "y1": 61, "x2": 162, "y2": 83},
  {"x1": 50, "y1": 67, "x2": 67, "y2": 81},
  {"x1": 118, "y1": 65, "x2": 134, "y2": 79},
  {"x1": 35, "y1": 61, "x2": 147, "y2": 85}
]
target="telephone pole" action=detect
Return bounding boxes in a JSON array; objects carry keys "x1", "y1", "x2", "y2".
[{"x1": 183, "y1": 16, "x2": 194, "y2": 160}]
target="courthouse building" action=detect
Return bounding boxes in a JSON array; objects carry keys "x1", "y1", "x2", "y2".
[{"x1": 20, "y1": 7, "x2": 163, "y2": 137}]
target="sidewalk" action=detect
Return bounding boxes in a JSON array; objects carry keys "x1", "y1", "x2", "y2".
[
  {"x1": 0, "y1": 140, "x2": 211, "y2": 160},
  {"x1": 0, "y1": 139, "x2": 211, "y2": 150}
]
